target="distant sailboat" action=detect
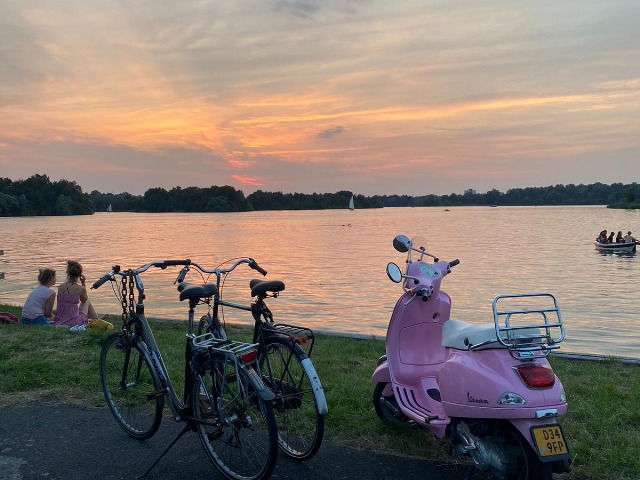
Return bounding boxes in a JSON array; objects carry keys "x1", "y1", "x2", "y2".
[
  {"x1": 348, "y1": 195, "x2": 354, "y2": 211},
  {"x1": 107, "y1": 204, "x2": 112, "y2": 212}
]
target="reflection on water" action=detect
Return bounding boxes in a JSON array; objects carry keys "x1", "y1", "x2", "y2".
[{"x1": 1, "y1": 206, "x2": 639, "y2": 358}]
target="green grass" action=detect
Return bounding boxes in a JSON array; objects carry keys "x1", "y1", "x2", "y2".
[{"x1": 1, "y1": 304, "x2": 639, "y2": 479}]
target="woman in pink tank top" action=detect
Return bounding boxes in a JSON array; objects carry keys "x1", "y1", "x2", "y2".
[{"x1": 53, "y1": 260, "x2": 98, "y2": 329}]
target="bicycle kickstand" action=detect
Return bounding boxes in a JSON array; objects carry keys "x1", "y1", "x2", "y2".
[{"x1": 135, "y1": 423, "x2": 193, "y2": 479}]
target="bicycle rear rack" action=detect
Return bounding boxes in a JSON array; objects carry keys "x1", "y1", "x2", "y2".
[
  {"x1": 270, "y1": 323, "x2": 316, "y2": 357},
  {"x1": 492, "y1": 293, "x2": 565, "y2": 359},
  {"x1": 192, "y1": 333, "x2": 259, "y2": 358}
]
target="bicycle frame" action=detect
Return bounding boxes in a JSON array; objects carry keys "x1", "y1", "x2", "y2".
[
  {"x1": 97, "y1": 259, "x2": 267, "y2": 421},
  {"x1": 122, "y1": 269, "x2": 199, "y2": 419},
  {"x1": 95, "y1": 259, "x2": 280, "y2": 480},
  {"x1": 179, "y1": 258, "x2": 327, "y2": 416}
]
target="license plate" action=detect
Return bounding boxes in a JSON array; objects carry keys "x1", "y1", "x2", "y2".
[{"x1": 530, "y1": 424, "x2": 570, "y2": 460}]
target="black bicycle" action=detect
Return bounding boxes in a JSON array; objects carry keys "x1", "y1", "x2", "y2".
[
  {"x1": 93, "y1": 260, "x2": 279, "y2": 480},
  {"x1": 172, "y1": 257, "x2": 327, "y2": 461}
]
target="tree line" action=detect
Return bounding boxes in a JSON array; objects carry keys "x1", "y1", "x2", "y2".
[
  {"x1": 1, "y1": 174, "x2": 639, "y2": 217},
  {"x1": 0, "y1": 174, "x2": 94, "y2": 216}
]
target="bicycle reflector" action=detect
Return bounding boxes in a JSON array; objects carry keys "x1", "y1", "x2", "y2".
[
  {"x1": 239, "y1": 349, "x2": 258, "y2": 364},
  {"x1": 288, "y1": 335, "x2": 308, "y2": 344},
  {"x1": 515, "y1": 364, "x2": 555, "y2": 388}
]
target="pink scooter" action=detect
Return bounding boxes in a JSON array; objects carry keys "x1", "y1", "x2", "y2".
[{"x1": 372, "y1": 235, "x2": 572, "y2": 480}]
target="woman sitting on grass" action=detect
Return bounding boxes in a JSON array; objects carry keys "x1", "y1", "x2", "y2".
[
  {"x1": 53, "y1": 260, "x2": 112, "y2": 331},
  {"x1": 21, "y1": 268, "x2": 57, "y2": 325}
]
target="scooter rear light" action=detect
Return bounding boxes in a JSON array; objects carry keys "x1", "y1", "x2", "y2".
[{"x1": 516, "y1": 364, "x2": 555, "y2": 388}]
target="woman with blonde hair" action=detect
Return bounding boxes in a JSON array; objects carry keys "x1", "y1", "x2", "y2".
[
  {"x1": 53, "y1": 260, "x2": 100, "y2": 330},
  {"x1": 21, "y1": 268, "x2": 57, "y2": 325}
]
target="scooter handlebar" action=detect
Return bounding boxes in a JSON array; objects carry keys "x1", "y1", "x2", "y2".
[{"x1": 449, "y1": 259, "x2": 460, "y2": 268}]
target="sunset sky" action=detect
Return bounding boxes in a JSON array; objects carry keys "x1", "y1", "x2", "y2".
[{"x1": 1, "y1": 0, "x2": 639, "y2": 196}]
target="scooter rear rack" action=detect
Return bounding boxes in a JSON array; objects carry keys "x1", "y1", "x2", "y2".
[{"x1": 492, "y1": 293, "x2": 565, "y2": 359}]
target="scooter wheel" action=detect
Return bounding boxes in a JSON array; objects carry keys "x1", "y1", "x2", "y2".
[
  {"x1": 504, "y1": 425, "x2": 553, "y2": 480},
  {"x1": 372, "y1": 382, "x2": 416, "y2": 429}
]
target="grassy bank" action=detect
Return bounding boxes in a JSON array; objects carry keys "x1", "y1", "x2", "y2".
[{"x1": 1, "y1": 303, "x2": 639, "y2": 479}]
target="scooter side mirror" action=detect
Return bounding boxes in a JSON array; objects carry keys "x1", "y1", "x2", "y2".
[
  {"x1": 386, "y1": 262, "x2": 403, "y2": 283},
  {"x1": 393, "y1": 235, "x2": 411, "y2": 253}
]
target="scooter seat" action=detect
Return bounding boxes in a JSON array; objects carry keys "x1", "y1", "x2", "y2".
[
  {"x1": 441, "y1": 319, "x2": 500, "y2": 350},
  {"x1": 442, "y1": 319, "x2": 543, "y2": 350}
]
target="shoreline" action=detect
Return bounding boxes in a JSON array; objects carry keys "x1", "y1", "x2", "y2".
[{"x1": 4, "y1": 301, "x2": 640, "y2": 365}]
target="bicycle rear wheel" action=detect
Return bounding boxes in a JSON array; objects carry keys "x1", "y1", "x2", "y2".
[
  {"x1": 100, "y1": 332, "x2": 164, "y2": 439},
  {"x1": 193, "y1": 354, "x2": 277, "y2": 480},
  {"x1": 260, "y1": 336, "x2": 325, "y2": 460}
]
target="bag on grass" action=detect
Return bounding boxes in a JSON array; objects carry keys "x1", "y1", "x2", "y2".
[{"x1": 0, "y1": 312, "x2": 19, "y2": 324}]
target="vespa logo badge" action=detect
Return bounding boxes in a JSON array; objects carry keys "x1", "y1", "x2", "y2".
[{"x1": 467, "y1": 392, "x2": 489, "y2": 404}]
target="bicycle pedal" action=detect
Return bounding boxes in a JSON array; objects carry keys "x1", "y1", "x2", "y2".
[{"x1": 146, "y1": 388, "x2": 168, "y2": 400}]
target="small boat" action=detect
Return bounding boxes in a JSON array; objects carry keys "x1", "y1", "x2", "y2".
[
  {"x1": 107, "y1": 204, "x2": 112, "y2": 212},
  {"x1": 348, "y1": 195, "x2": 354, "y2": 211},
  {"x1": 594, "y1": 241, "x2": 636, "y2": 253}
]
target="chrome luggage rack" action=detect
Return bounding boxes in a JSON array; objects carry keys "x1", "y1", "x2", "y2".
[
  {"x1": 192, "y1": 332, "x2": 259, "y2": 358},
  {"x1": 492, "y1": 293, "x2": 565, "y2": 359}
]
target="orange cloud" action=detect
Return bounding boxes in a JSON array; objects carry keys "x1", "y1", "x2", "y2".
[{"x1": 232, "y1": 175, "x2": 264, "y2": 186}]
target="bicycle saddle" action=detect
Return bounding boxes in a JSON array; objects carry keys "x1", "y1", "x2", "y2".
[
  {"x1": 250, "y1": 279, "x2": 285, "y2": 297},
  {"x1": 177, "y1": 282, "x2": 218, "y2": 301}
]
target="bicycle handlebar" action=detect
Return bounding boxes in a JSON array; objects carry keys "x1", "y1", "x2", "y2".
[
  {"x1": 161, "y1": 259, "x2": 192, "y2": 267},
  {"x1": 92, "y1": 272, "x2": 113, "y2": 289},
  {"x1": 248, "y1": 258, "x2": 267, "y2": 276},
  {"x1": 93, "y1": 256, "x2": 267, "y2": 291},
  {"x1": 92, "y1": 259, "x2": 192, "y2": 289},
  {"x1": 183, "y1": 257, "x2": 267, "y2": 277}
]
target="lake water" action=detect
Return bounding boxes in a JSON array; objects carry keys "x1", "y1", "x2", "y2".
[{"x1": 1, "y1": 206, "x2": 639, "y2": 358}]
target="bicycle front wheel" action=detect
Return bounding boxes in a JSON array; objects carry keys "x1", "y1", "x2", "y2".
[
  {"x1": 193, "y1": 355, "x2": 278, "y2": 480},
  {"x1": 260, "y1": 337, "x2": 325, "y2": 460},
  {"x1": 100, "y1": 332, "x2": 164, "y2": 440}
]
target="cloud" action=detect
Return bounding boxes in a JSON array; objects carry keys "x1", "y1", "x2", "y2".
[
  {"x1": 317, "y1": 126, "x2": 345, "y2": 139},
  {"x1": 1, "y1": 0, "x2": 639, "y2": 197},
  {"x1": 232, "y1": 175, "x2": 264, "y2": 187}
]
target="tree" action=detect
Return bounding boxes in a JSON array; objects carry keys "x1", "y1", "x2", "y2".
[{"x1": 0, "y1": 193, "x2": 19, "y2": 216}]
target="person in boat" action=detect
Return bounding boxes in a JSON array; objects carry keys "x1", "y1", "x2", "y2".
[
  {"x1": 616, "y1": 231, "x2": 624, "y2": 243},
  {"x1": 608, "y1": 231, "x2": 615, "y2": 243},
  {"x1": 624, "y1": 231, "x2": 637, "y2": 243},
  {"x1": 21, "y1": 268, "x2": 56, "y2": 325},
  {"x1": 53, "y1": 260, "x2": 106, "y2": 331},
  {"x1": 597, "y1": 230, "x2": 608, "y2": 243}
]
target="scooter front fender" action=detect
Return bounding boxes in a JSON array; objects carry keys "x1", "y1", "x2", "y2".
[
  {"x1": 371, "y1": 362, "x2": 395, "y2": 400},
  {"x1": 371, "y1": 361, "x2": 391, "y2": 384}
]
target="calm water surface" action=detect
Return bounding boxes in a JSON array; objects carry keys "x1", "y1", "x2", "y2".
[{"x1": 1, "y1": 206, "x2": 639, "y2": 358}]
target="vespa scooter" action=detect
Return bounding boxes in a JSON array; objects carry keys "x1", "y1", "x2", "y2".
[{"x1": 372, "y1": 235, "x2": 571, "y2": 480}]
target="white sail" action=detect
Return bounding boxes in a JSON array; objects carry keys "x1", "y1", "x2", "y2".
[
  {"x1": 348, "y1": 195, "x2": 354, "y2": 211},
  {"x1": 107, "y1": 204, "x2": 112, "y2": 212}
]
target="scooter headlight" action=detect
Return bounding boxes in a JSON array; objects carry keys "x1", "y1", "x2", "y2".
[{"x1": 498, "y1": 392, "x2": 527, "y2": 405}]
